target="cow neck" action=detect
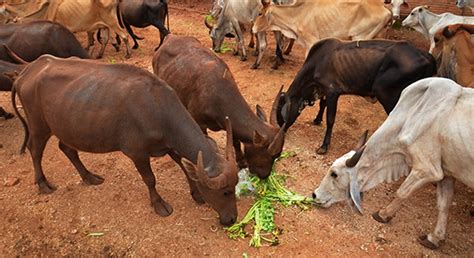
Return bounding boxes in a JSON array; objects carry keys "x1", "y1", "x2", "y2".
[
  {"x1": 163, "y1": 94, "x2": 219, "y2": 176},
  {"x1": 419, "y1": 10, "x2": 442, "y2": 37},
  {"x1": 453, "y1": 34, "x2": 474, "y2": 87},
  {"x1": 216, "y1": 81, "x2": 274, "y2": 144}
]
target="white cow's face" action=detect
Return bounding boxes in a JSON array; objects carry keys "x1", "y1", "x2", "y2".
[
  {"x1": 402, "y1": 6, "x2": 424, "y2": 27},
  {"x1": 312, "y1": 151, "x2": 354, "y2": 208},
  {"x1": 390, "y1": 0, "x2": 409, "y2": 19}
]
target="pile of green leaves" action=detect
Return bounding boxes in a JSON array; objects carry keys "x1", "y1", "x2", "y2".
[{"x1": 225, "y1": 151, "x2": 314, "y2": 247}]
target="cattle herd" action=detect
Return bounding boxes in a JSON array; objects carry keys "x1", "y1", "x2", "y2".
[{"x1": 0, "y1": 0, "x2": 472, "y2": 253}]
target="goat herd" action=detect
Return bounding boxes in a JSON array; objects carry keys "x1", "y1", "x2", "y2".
[{"x1": 0, "y1": 0, "x2": 472, "y2": 253}]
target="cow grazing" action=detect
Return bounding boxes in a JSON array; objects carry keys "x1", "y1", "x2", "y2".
[
  {"x1": 119, "y1": 0, "x2": 169, "y2": 49},
  {"x1": 276, "y1": 38, "x2": 436, "y2": 154},
  {"x1": 152, "y1": 35, "x2": 286, "y2": 179},
  {"x1": 402, "y1": 6, "x2": 474, "y2": 53},
  {"x1": 456, "y1": 0, "x2": 474, "y2": 11},
  {"x1": 384, "y1": 0, "x2": 409, "y2": 19},
  {"x1": 10, "y1": 55, "x2": 238, "y2": 225},
  {"x1": 252, "y1": 0, "x2": 392, "y2": 69},
  {"x1": 432, "y1": 24, "x2": 474, "y2": 87},
  {"x1": 17, "y1": 0, "x2": 131, "y2": 58},
  {"x1": 207, "y1": 0, "x2": 293, "y2": 68},
  {"x1": 0, "y1": 21, "x2": 90, "y2": 62},
  {"x1": 313, "y1": 77, "x2": 474, "y2": 249}
]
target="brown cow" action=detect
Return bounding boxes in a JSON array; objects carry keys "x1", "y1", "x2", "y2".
[
  {"x1": 13, "y1": 0, "x2": 131, "y2": 58},
  {"x1": 153, "y1": 34, "x2": 286, "y2": 179},
  {"x1": 0, "y1": 59, "x2": 24, "y2": 119},
  {"x1": 10, "y1": 55, "x2": 238, "y2": 225},
  {"x1": 432, "y1": 23, "x2": 474, "y2": 87}
]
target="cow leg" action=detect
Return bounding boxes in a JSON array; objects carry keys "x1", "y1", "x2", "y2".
[
  {"x1": 58, "y1": 141, "x2": 104, "y2": 185},
  {"x1": 317, "y1": 93, "x2": 340, "y2": 155},
  {"x1": 272, "y1": 31, "x2": 285, "y2": 70},
  {"x1": 28, "y1": 130, "x2": 55, "y2": 194},
  {"x1": 96, "y1": 29, "x2": 109, "y2": 59},
  {"x1": 152, "y1": 19, "x2": 170, "y2": 50},
  {"x1": 232, "y1": 20, "x2": 247, "y2": 61},
  {"x1": 373, "y1": 168, "x2": 442, "y2": 224},
  {"x1": 124, "y1": 22, "x2": 140, "y2": 49},
  {"x1": 111, "y1": 33, "x2": 121, "y2": 52},
  {"x1": 418, "y1": 176, "x2": 454, "y2": 249},
  {"x1": 86, "y1": 31, "x2": 95, "y2": 51},
  {"x1": 313, "y1": 97, "x2": 327, "y2": 125},
  {"x1": 128, "y1": 154, "x2": 173, "y2": 216},
  {"x1": 248, "y1": 31, "x2": 255, "y2": 49},
  {"x1": 251, "y1": 32, "x2": 267, "y2": 69},
  {"x1": 284, "y1": 38, "x2": 295, "y2": 55},
  {"x1": 233, "y1": 138, "x2": 248, "y2": 169},
  {"x1": 0, "y1": 107, "x2": 14, "y2": 120},
  {"x1": 168, "y1": 152, "x2": 204, "y2": 204}
]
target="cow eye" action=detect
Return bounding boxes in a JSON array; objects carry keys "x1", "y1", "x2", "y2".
[
  {"x1": 330, "y1": 171, "x2": 338, "y2": 178},
  {"x1": 434, "y1": 37, "x2": 439, "y2": 43},
  {"x1": 224, "y1": 190, "x2": 233, "y2": 196}
]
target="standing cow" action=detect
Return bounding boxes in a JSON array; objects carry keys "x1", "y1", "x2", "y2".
[
  {"x1": 252, "y1": 0, "x2": 392, "y2": 69},
  {"x1": 276, "y1": 38, "x2": 436, "y2": 154},
  {"x1": 10, "y1": 55, "x2": 238, "y2": 225},
  {"x1": 153, "y1": 35, "x2": 286, "y2": 179},
  {"x1": 313, "y1": 77, "x2": 474, "y2": 249}
]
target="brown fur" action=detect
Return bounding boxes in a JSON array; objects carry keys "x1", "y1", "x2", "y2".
[
  {"x1": 153, "y1": 34, "x2": 286, "y2": 179},
  {"x1": 432, "y1": 23, "x2": 474, "y2": 87},
  {"x1": 11, "y1": 55, "x2": 238, "y2": 225}
]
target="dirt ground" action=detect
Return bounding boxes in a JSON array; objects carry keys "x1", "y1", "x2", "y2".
[{"x1": 0, "y1": 2, "x2": 473, "y2": 256}]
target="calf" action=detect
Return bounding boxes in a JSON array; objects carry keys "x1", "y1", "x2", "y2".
[
  {"x1": 11, "y1": 55, "x2": 238, "y2": 225},
  {"x1": 276, "y1": 38, "x2": 436, "y2": 154},
  {"x1": 0, "y1": 20, "x2": 90, "y2": 62},
  {"x1": 313, "y1": 78, "x2": 474, "y2": 249},
  {"x1": 153, "y1": 35, "x2": 286, "y2": 179},
  {"x1": 432, "y1": 24, "x2": 474, "y2": 87}
]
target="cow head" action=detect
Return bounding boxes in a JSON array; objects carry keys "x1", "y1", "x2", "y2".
[
  {"x1": 252, "y1": 1, "x2": 272, "y2": 35},
  {"x1": 181, "y1": 117, "x2": 238, "y2": 226},
  {"x1": 204, "y1": 0, "x2": 235, "y2": 53},
  {"x1": 388, "y1": 0, "x2": 409, "y2": 19},
  {"x1": 244, "y1": 87, "x2": 286, "y2": 179},
  {"x1": 402, "y1": 6, "x2": 429, "y2": 28},
  {"x1": 312, "y1": 131, "x2": 368, "y2": 213},
  {"x1": 275, "y1": 86, "x2": 318, "y2": 130}
]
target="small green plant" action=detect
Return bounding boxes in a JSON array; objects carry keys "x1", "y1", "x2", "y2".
[{"x1": 226, "y1": 151, "x2": 314, "y2": 247}]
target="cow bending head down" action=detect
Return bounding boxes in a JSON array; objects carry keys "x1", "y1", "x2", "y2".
[{"x1": 385, "y1": 0, "x2": 409, "y2": 19}]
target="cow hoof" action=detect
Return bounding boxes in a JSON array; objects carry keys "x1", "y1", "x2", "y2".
[
  {"x1": 252, "y1": 50, "x2": 258, "y2": 56},
  {"x1": 372, "y1": 211, "x2": 392, "y2": 224},
  {"x1": 248, "y1": 42, "x2": 255, "y2": 49},
  {"x1": 95, "y1": 54, "x2": 103, "y2": 59},
  {"x1": 83, "y1": 173, "x2": 104, "y2": 185},
  {"x1": 271, "y1": 63, "x2": 279, "y2": 70},
  {"x1": 312, "y1": 119, "x2": 322, "y2": 125},
  {"x1": 250, "y1": 63, "x2": 259, "y2": 70},
  {"x1": 132, "y1": 45, "x2": 138, "y2": 50},
  {"x1": 240, "y1": 56, "x2": 247, "y2": 62},
  {"x1": 38, "y1": 181, "x2": 57, "y2": 194},
  {"x1": 418, "y1": 235, "x2": 440, "y2": 249},
  {"x1": 125, "y1": 53, "x2": 131, "y2": 59},
  {"x1": 153, "y1": 200, "x2": 173, "y2": 217},
  {"x1": 316, "y1": 146, "x2": 328, "y2": 155}
]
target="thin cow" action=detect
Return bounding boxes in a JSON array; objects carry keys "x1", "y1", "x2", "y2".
[
  {"x1": 402, "y1": 6, "x2": 474, "y2": 53},
  {"x1": 276, "y1": 38, "x2": 436, "y2": 154},
  {"x1": 313, "y1": 77, "x2": 474, "y2": 249},
  {"x1": 10, "y1": 55, "x2": 238, "y2": 225},
  {"x1": 153, "y1": 34, "x2": 286, "y2": 179},
  {"x1": 252, "y1": 0, "x2": 392, "y2": 69},
  {"x1": 432, "y1": 23, "x2": 474, "y2": 87}
]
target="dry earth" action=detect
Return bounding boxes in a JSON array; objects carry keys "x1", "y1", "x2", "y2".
[{"x1": 0, "y1": 2, "x2": 472, "y2": 256}]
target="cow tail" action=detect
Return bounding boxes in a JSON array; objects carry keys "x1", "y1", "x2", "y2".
[
  {"x1": 116, "y1": 0, "x2": 125, "y2": 29},
  {"x1": 165, "y1": 0, "x2": 170, "y2": 32},
  {"x1": 11, "y1": 85, "x2": 29, "y2": 154}
]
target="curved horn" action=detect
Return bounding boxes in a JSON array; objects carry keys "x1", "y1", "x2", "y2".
[
  {"x1": 3, "y1": 44, "x2": 28, "y2": 64},
  {"x1": 195, "y1": 150, "x2": 228, "y2": 189},
  {"x1": 270, "y1": 85, "x2": 284, "y2": 126},
  {"x1": 355, "y1": 130, "x2": 369, "y2": 149},
  {"x1": 267, "y1": 123, "x2": 286, "y2": 156},
  {"x1": 224, "y1": 116, "x2": 235, "y2": 164},
  {"x1": 345, "y1": 145, "x2": 366, "y2": 168},
  {"x1": 204, "y1": 16, "x2": 213, "y2": 29}
]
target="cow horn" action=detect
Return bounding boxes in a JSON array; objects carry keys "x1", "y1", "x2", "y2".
[
  {"x1": 195, "y1": 151, "x2": 228, "y2": 190},
  {"x1": 345, "y1": 145, "x2": 366, "y2": 168},
  {"x1": 267, "y1": 123, "x2": 286, "y2": 156},
  {"x1": 355, "y1": 130, "x2": 369, "y2": 149},
  {"x1": 270, "y1": 85, "x2": 284, "y2": 126},
  {"x1": 349, "y1": 171, "x2": 363, "y2": 214},
  {"x1": 204, "y1": 16, "x2": 213, "y2": 29},
  {"x1": 224, "y1": 116, "x2": 235, "y2": 164}
]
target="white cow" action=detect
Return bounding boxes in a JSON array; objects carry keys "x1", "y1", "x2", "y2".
[
  {"x1": 385, "y1": 0, "x2": 409, "y2": 19},
  {"x1": 313, "y1": 77, "x2": 474, "y2": 249},
  {"x1": 456, "y1": 0, "x2": 474, "y2": 11},
  {"x1": 402, "y1": 6, "x2": 474, "y2": 52}
]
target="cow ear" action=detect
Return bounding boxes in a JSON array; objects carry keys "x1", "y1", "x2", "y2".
[
  {"x1": 253, "y1": 130, "x2": 267, "y2": 147},
  {"x1": 181, "y1": 158, "x2": 199, "y2": 181},
  {"x1": 261, "y1": 0, "x2": 271, "y2": 8},
  {"x1": 256, "y1": 104, "x2": 268, "y2": 122},
  {"x1": 402, "y1": 2, "x2": 409, "y2": 8}
]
